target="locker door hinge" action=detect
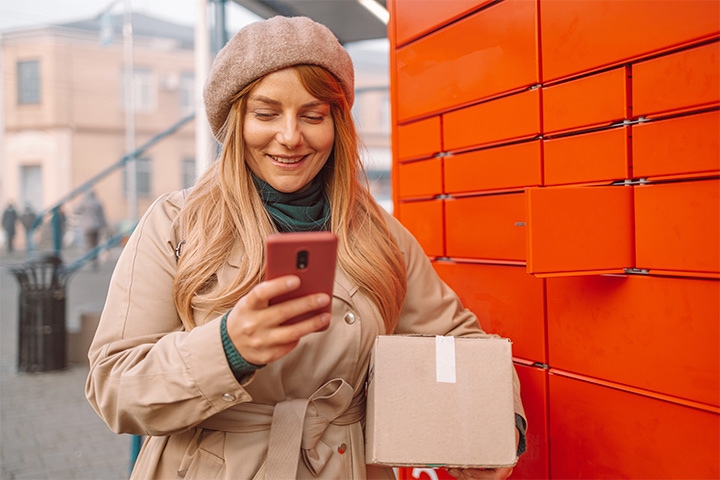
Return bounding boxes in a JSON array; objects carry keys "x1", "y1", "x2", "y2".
[
  {"x1": 612, "y1": 178, "x2": 648, "y2": 186},
  {"x1": 611, "y1": 116, "x2": 648, "y2": 127},
  {"x1": 624, "y1": 268, "x2": 650, "y2": 275}
]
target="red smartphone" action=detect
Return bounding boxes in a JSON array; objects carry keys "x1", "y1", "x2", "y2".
[{"x1": 265, "y1": 231, "x2": 338, "y2": 329}]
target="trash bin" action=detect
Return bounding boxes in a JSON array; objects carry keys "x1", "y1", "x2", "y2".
[{"x1": 9, "y1": 255, "x2": 68, "y2": 372}]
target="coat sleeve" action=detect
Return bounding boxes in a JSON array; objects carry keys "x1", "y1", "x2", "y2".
[
  {"x1": 386, "y1": 212, "x2": 528, "y2": 445},
  {"x1": 85, "y1": 192, "x2": 252, "y2": 436}
]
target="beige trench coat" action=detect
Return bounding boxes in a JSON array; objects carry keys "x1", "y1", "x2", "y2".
[{"x1": 86, "y1": 190, "x2": 526, "y2": 479}]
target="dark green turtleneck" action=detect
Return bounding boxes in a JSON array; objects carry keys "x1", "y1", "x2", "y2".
[{"x1": 253, "y1": 175, "x2": 330, "y2": 232}]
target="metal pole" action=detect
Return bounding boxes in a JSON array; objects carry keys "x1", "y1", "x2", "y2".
[
  {"x1": 124, "y1": 0, "x2": 137, "y2": 223},
  {"x1": 51, "y1": 207, "x2": 61, "y2": 256},
  {"x1": 0, "y1": 33, "x2": 6, "y2": 208},
  {"x1": 195, "y1": 0, "x2": 213, "y2": 178},
  {"x1": 211, "y1": 0, "x2": 228, "y2": 54}
]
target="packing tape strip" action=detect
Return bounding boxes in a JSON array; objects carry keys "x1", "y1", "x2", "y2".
[{"x1": 435, "y1": 335, "x2": 456, "y2": 383}]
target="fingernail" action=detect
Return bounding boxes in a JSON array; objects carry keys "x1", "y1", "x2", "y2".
[
  {"x1": 316, "y1": 293, "x2": 329, "y2": 305},
  {"x1": 286, "y1": 276, "x2": 300, "y2": 288}
]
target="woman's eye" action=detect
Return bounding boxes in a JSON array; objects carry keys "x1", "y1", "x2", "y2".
[
  {"x1": 303, "y1": 115, "x2": 325, "y2": 123},
  {"x1": 253, "y1": 112, "x2": 276, "y2": 119}
]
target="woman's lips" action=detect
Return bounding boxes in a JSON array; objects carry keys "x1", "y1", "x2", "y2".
[{"x1": 268, "y1": 154, "x2": 306, "y2": 165}]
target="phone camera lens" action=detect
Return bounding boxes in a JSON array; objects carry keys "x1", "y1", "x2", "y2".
[{"x1": 296, "y1": 250, "x2": 309, "y2": 270}]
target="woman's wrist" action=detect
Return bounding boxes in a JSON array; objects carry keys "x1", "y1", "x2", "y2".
[{"x1": 220, "y1": 311, "x2": 265, "y2": 380}]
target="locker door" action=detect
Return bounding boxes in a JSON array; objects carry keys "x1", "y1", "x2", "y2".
[{"x1": 525, "y1": 186, "x2": 634, "y2": 276}]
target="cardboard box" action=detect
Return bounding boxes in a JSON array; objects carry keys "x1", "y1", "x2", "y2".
[{"x1": 365, "y1": 335, "x2": 517, "y2": 468}]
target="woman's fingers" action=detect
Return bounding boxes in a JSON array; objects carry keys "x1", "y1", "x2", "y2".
[
  {"x1": 225, "y1": 276, "x2": 332, "y2": 365},
  {"x1": 245, "y1": 275, "x2": 301, "y2": 307}
]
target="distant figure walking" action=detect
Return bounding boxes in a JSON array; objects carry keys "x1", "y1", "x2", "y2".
[
  {"x1": 19, "y1": 204, "x2": 37, "y2": 251},
  {"x1": 76, "y1": 191, "x2": 107, "y2": 269},
  {"x1": 2, "y1": 203, "x2": 18, "y2": 253},
  {"x1": 19, "y1": 204, "x2": 36, "y2": 233}
]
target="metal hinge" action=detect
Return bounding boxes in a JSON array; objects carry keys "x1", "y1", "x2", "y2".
[
  {"x1": 611, "y1": 116, "x2": 648, "y2": 127},
  {"x1": 612, "y1": 178, "x2": 648, "y2": 186},
  {"x1": 624, "y1": 268, "x2": 650, "y2": 275}
]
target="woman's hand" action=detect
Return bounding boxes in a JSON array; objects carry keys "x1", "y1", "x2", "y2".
[
  {"x1": 445, "y1": 467, "x2": 513, "y2": 480},
  {"x1": 225, "y1": 275, "x2": 331, "y2": 365}
]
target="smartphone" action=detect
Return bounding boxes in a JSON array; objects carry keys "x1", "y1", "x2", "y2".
[{"x1": 265, "y1": 231, "x2": 338, "y2": 329}]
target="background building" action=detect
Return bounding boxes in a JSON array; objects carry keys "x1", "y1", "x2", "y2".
[{"x1": 0, "y1": 12, "x2": 391, "y2": 249}]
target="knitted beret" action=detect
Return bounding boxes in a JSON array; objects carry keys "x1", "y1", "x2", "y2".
[{"x1": 203, "y1": 15, "x2": 355, "y2": 141}]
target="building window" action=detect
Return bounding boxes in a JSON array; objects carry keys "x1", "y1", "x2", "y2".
[
  {"x1": 17, "y1": 60, "x2": 40, "y2": 104},
  {"x1": 124, "y1": 157, "x2": 152, "y2": 197},
  {"x1": 121, "y1": 67, "x2": 156, "y2": 112},
  {"x1": 182, "y1": 157, "x2": 196, "y2": 188},
  {"x1": 179, "y1": 72, "x2": 195, "y2": 112},
  {"x1": 20, "y1": 164, "x2": 43, "y2": 211}
]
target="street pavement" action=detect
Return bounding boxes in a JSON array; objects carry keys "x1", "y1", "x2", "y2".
[{"x1": 0, "y1": 247, "x2": 130, "y2": 480}]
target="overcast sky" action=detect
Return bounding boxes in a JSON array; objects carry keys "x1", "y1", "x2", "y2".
[{"x1": 0, "y1": 0, "x2": 260, "y2": 32}]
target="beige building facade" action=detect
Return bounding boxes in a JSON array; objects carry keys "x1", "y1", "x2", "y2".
[{"x1": 1, "y1": 14, "x2": 197, "y2": 246}]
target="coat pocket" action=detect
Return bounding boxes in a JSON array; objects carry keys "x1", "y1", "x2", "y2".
[
  {"x1": 180, "y1": 448, "x2": 224, "y2": 480},
  {"x1": 177, "y1": 430, "x2": 225, "y2": 480}
]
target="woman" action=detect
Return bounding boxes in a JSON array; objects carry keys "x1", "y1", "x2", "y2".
[{"x1": 86, "y1": 16, "x2": 526, "y2": 480}]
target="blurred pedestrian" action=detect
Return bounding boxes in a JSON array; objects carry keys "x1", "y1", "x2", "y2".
[
  {"x1": 2, "y1": 203, "x2": 18, "y2": 253},
  {"x1": 50, "y1": 206, "x2": 67, "y2": 251},
  {"x1": 19, "y1": 204, "x2": 36, "y2": 234},
  {"x1": 76, "y1": 190, "x2": 107, "y2": 270}
]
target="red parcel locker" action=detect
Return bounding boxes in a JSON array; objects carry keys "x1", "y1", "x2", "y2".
[
  {"x1": 542, "y1": 67, "x2": 629, "y2": 135},
  {"x1": 397, "y1": 199, "x2": 444, "y2": 258},
  {"x1": 444, "y1": 141, "x2": 542, "y2": 195},
  {"x1": 512, "y1": 364, "x2": 549, "y2": 480},
  {"x1": 633, "y1": 41, "x2": 720, "y2": 117},
  {"x1": 397, "y1": 158, "x2": 443, "y2": 200},
  {"x1": 395, "y1": 0, "x2": 538, "y2": 121},
  {"x1": 443, "y1": 89, "x2": 541, "y2": 152},
  {"x1": 543, "y1": 126, "x2": 630, "y2": 186},
  {"x1": 525, "y1": 185, "x2": 635, "y2": 276},
  {"x1": 392, "y1": 0, "x2": 489, "y2": 45},
  {"x1": 445, "y1": 192, "x2": 526, "y2": 262},
  {"x1": 541, "y1": 0, "x2": 720, "y2": 81},
  {"x1": 549, "y1": 373, "x2": 720, "y2": 479},
  {"x1": 632, "y1": 110, "x2": 720, "y2": 179},
  {"x1": 547, "y1": 274, "x2": 720, "y2": 407},
  {"x1": 634, "y1": 179, "x2": 720, "y2": 276},
  {"x1": 397, "y1": 116, "x2": 442, "y2": 162}
]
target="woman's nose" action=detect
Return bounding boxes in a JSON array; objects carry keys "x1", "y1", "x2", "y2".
[{"x1": 277, "y1": 118, "x2": 303, "y2": 148}]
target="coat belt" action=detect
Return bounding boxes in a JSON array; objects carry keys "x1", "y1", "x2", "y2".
[{"x1": 198, "y1": 378, "x2": 364, "y2": 479}]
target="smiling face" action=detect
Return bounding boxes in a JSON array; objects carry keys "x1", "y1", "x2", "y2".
[{"x1": 243, "y1": 68, "x2": 335, "y2": 194}]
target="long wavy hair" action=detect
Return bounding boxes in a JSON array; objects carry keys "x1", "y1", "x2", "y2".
[{"x1": 173, "y1": 65, "x2": 407, "y2": 334}]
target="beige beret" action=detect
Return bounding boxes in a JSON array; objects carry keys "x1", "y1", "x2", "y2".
[{"x1": 203, "y1": 15, "x2": 355, "y2": 141}]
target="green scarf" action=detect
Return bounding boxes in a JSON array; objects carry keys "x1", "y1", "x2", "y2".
[{"x1": 253, "y1": 175, "x2": 330, "y2": 232}]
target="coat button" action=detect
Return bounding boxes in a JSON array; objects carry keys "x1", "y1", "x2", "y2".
[
  {"x1": 337, "y1": 443, "x2": 347, "y2": 454},
  {"x1": 222, "y1": 393, "x2": 236, "y2": 402},
  {"x1": 343, "y1": 312, "x2": 356, "y2": 325}
]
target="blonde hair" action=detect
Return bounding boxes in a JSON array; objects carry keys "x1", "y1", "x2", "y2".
[{"x1": 174, "y1": 65, "x2": 407, "y2": 333}]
